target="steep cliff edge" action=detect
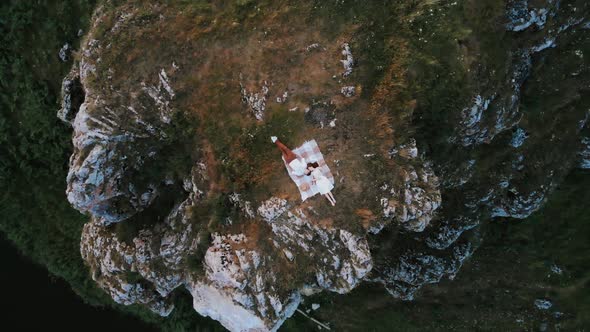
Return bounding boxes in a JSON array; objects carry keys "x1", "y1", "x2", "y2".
[{"x1": 59, "y1": 0, "x2": 590, "y2": 331}]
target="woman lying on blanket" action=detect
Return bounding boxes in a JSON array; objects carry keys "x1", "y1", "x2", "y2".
[
  {"x1": 271, "y1": 136, "x2": 310, "y2": 176},
  {"x1": 306, "y1": 162, "x2": 336, "y2": 206}
]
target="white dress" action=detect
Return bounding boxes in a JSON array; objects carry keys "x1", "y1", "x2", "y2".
[
  {"x1": 288, "y1": 158, "x2": 307, "y2": 176},
  {"x1": 311, "y1": 168, "x2": 334, "y2": 195}
]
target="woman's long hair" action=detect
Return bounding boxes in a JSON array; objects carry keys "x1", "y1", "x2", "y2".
[{"x1": 305, "y1": 162, "x2": 320, "y2": 176}]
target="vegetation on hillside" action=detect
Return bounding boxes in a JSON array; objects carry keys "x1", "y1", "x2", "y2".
[{"x1": 0, "y1": 0, "x2": 588, "y2": 331}]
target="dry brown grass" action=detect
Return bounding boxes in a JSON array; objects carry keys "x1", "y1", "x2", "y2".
[{"x1": 366, "y1": 38, "x2": 412, "y2": 154}]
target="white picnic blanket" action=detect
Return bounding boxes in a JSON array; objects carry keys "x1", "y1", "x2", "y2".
[{"x1": 282, "y1": 139, "x2": 335, "y2": 201}]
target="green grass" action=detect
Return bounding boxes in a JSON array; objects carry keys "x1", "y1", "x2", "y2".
[
  {"x1": 509, "y1": 170, "x2": 590, "y2": 327},
  {"x1": 204, "y1": 106, "x2": 305, "y2": 191}
]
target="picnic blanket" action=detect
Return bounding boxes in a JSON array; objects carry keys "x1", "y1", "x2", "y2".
[{"x1": 282, "y1": 139, "x2": 335, "y2": 201}]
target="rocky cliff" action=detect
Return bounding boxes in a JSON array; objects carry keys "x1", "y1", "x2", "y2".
[{"x1": 59, "y1": 0, "x2": 589, "y2": 331}]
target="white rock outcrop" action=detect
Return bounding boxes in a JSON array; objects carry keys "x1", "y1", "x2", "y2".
[
  {"x1": 64, "y1": 31, "x2": 176, "y2": 226},
  {"x1": 240, "y1": 81, "x2": 270, "y2": 121},
  {"x1": 373, "y1": 241, "x2": 474, "y2": 301},
  {"x1": 341, "y1": 86, "x2": 355, "y2": 97},
  {"x1": 340, "y1": 43, "x2": 354, "y2": 77},
  {"x1": 377, "y1": 139, "x2": 442, "y2": 233},
  {"x1": 80, "y1": 196, "x2": 201, "y2": 316},
  {"x1": 266, "y1": 207, "x2": 373, "y2": 294}
]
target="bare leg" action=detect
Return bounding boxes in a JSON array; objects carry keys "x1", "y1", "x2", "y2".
[
  {"x1": 275, "y1": 139, "x2": 298, "y2": 163},
  {"x1": 328, "y1": 192, "x2": 336, "y2": 204},
  {"x1": 325, "y1": 194, "x2": 335, "y2": 206}
]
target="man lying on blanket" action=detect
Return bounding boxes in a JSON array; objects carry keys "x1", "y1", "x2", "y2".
[
  {"x1": 272, "y1": 136, "x2": 337, "y2": 205},
  {"x1": 271, "y1": 136, "x2": 309, "y2": 177}
]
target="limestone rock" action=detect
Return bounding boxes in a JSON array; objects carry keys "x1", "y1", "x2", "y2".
[
  {"x1": 59, "y1": 42, "x2": 72, "y2": 62},
  {"x1": 267, "y1": 208, "x2": 373, "y2": 294},
  {"x1": 373, "y1": 241, "x2": 474, "y2": 300},
  {"x1": 510, "y1": 127, "x2": 528, "y2": 148},
  {"x1": 425, "y1": 216, "x2": 479, "y2": 250},
  {"x1": 379, "y1": 142, "x2": 442, "y2": 233},
  {"x1": 490, "y1": 187, "x2": 547, "y2": 219},
  {"x1": 340, "y1": 43, "x2": 354, "y2": 77},
  {"x1": 190, "y1": 232, "x2": 301, "y2": 331},
  {"x1": 58, "y1": 67, "x2": 85, "y2": 125},
  {"x1": 63, "y1": 31, "x2": 178, "y2": 225},
  {"x1": 341, "y1": 86, "x2": 355, "y2": 97},
  {"x1": 579, "y1": 137, "x2": 590, "y2": 169},
  {"x1": 240, "y1": 81, "x2": 269, "y2": 121},
  {"x1": 506, "y1": 1, "x2": 548, "y2": 32},
  {"x1": 534, "y1": 299, "x2": 553, "y2": 310}
]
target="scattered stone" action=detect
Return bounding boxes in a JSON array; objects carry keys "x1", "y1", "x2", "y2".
[
  {"x1": 550, "y1": 264, "x2": 563, "y2": 275},
  {"x1": 396, "y1": 139, "x2": 419, "y2": 159},
  {"x1": 80, "y1": 196, "x2": 200, "y2": 317},
  {"x1": 229, "y1": 193, "x2": 255, "y2": 219},
  {"x1": 510, "y1": 127, "x2": 529, "y2": 148},
  {"x1": 268, "y1": 209, "x2": 373, "y2": 294},
  {"x1": 59, "y1": 43, "x2": 72, "y2": 62},
  {"x1": 306, "y1": 43, "x2": 321, "y2": 52},
  {"x1": 257, "y1": 197, "x2": 289, "y2": 222},
  {"x1": 340, "y1": 43, "x2": 354, "y2": 77},
  {"x1": 240, "y1": 81, "x2": 269, "y2": 121},
  {"x1": 276, "y1": 91, "x2": 288, "y2": 103},
  {"x1": 341, "y1": 86, "x2": 355, "y2": 97},
  {"x1": 531, "y1": 37, "x2": 556, "y2": 53},
  {"x1": 534, "y1": 299, "x2": 553, "y2": 310}
]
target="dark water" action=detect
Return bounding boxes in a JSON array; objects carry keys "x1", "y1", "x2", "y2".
[{"x1": 0, "y1": 235, "x2": 158, "y2": 331}]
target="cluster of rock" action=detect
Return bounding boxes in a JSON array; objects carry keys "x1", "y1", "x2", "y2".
[
  {"x1": 240, "y1": 81, "x2": 269, "y2": 121},
  {"x1": 81, "y1": 196, "x2": 200, "y2": 316},
  {"x1": 373, "y1": 241, "x2": 474, "y2": 300},
  {"x1": 59, "y1": 42, "x2": 72, "y2": 62},
  {"x1": 340, "y1": 86, "x2": 355, "y2": 97},
  {"x1": 506, "y1": 0, "x2": 549, "y2": 32},
  {"x1": 372, "y1": 139, "x2": 442, "y2": 233},
  {"x1": 340, "y1": 43, "x2": 354, "y2": 77}
]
